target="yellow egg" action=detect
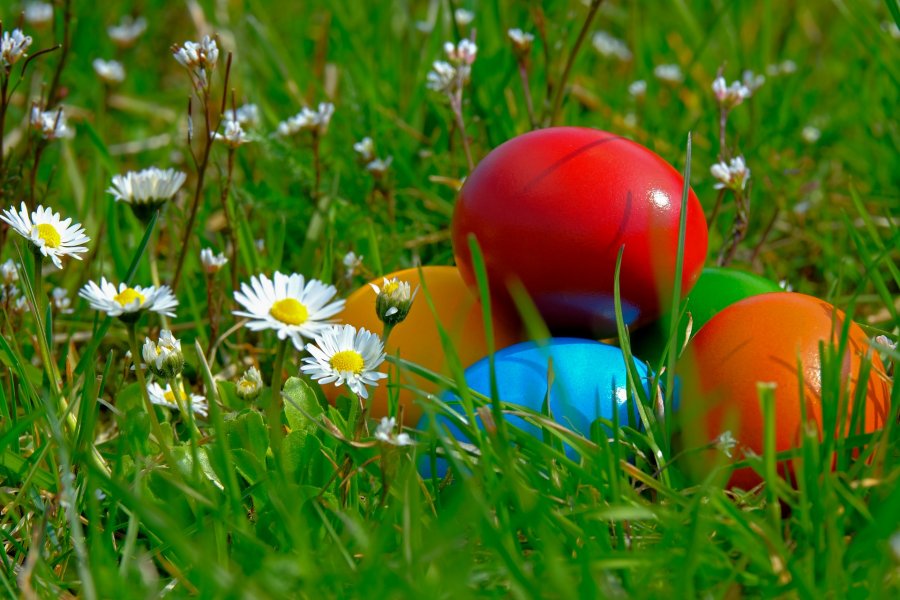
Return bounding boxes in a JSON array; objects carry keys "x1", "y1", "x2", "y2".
[{"x1": 322, "y1": 266, "x2": 521, "y2": 424}]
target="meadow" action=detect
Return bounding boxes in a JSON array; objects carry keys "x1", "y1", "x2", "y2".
[{"x1": 0, "y1": 0, "x2": 898, "y2": 598}]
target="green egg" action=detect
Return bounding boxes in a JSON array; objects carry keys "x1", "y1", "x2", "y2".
[{"x1": 631, "y1": 267, "x2": 782, "y2": 365}]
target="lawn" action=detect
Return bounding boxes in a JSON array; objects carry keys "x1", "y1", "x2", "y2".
[{"x1": 0, "y1": 0, "x2": 898, "y2": 598}]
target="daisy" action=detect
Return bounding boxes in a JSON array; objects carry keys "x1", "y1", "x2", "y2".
[
  {"x1": 301, "y1": 324, "x2": 388, "y2": 399},
  {"x1": 233, "y1": 271, "x2": 344, "y2": 350},
  {"x1": 92, "y1": 59, "x2": 125, "y2": 85},
  {"x1": 79, "y1": 277, "x2": 178, "y2": 320},
  {"x1": 0, "y1": 203, "x2": 89, "y2": 269},
  {"x1": 107, "y1": 167, "x2": 187, "y2": 209},
  {"x1": 108, "y1": 16, "x2": 147, "y2": 48},
  {"x1": 147, "y1": 381, "x2": 208, "y2": 418}
]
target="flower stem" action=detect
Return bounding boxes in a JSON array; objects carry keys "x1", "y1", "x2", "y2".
[
  {"x1": 220, "y1": 148, "x2": 239, "y2": 292},
  {"x1": 32, "y1": 248, "x2": 43, "y2": 324},
  {"x1": 547, "y1": 0, "x2": 603, "y2": 126},
  {"x1": 267, "y1": 338, "x2": 289, "y2": 454},
  {"x1": 168, "y1": 376, "x2": 201, "y2": 479},
  {"x1": 127, "y1": 321, "x2": 175, "y2": 467}
]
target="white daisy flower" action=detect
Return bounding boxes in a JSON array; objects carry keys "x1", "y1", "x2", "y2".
[
  {"x1": 30, "y1": 107, "x2": 73, "y2": 140},
  {"x1": 591, "y1": 31, "x2": 632, "y2": 61},
  {"x1": 0, "y1": 203, "x2": 89, "y2": 269},
  {"x1": 24, "y1": 3, "x2": 54, "y2": 27},
  {"x1": 107, "y1": 167, "x2": 187, "y2": 207},
  {"x1": 710, "y1": 156, "x2": 750, "y2": 191},
  {"x1": 79, "y1": 277, "x2": 178, "y2": 320},
  {"x1": 1, "y1": 29, "x2": 33, "y2": 68},
  {"x1": 200, "y1": 248, "x2": 228, "y2": 274},
  {"x1": 146, "y1": 381, "x2": 208, "y2": 418},
  {"x1": 223, "y1": 104, "x2": 260, "y2": 128},
  {"x1": 374, "y1": 416, "x2": 414, "y2": 446},
  {"x1": 92, "y1": 59, "x2": 125, "y2": 85},
  {"x1": 108, "y1": 16, "x2": 147, "y2": 47},
  {"x1": 276, "y1": 103, "x2": 335, "y2": 137},
  {"x1": 300, "y1": 324, "x2": 388, "y2": 399},
  {"x1": 233, "y1": 271, "x2": 345, "y2": 350},
  {"x1": 653, "y1": 63, "x2": 683, "y2": 83},
  {"x1": 214, "y1": 119, "x2": 251, "y2": 148}
]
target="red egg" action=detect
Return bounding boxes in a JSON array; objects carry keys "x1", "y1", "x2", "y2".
[
  {"x1": 677, "y1": 292, "x2": 891, "y2": 489},
  {"x1": 452, "y1": 127, "x2": 708, "y2": 337}
]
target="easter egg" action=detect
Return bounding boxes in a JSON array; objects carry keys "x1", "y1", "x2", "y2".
[
  {"x1": 452, "y1": 127, "x2": 708, "y2": 338},
  {"x1": 321, "y1": 266, "x2": 520, "y2": 424},
  {"x1": 676, "y1": 292, "x2": 891, "y2": 489},
  {"x1": 632, "y1": 267, "x2": 782, "y2": 365},
  {"x1": 418, "y1": 339, "x2": 655, "y2": 476}
]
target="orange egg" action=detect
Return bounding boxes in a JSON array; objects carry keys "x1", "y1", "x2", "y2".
[
  {"x1": 677, "y1": 292, "x2": 891, "y2": 489},
  {"x1": 322, "y1": 266, "x2": 521, "y2": 424}
]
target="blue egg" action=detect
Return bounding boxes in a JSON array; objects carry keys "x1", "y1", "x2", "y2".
[{"x1": 417, "y1": 339, "x2": 656, "y2": 477}]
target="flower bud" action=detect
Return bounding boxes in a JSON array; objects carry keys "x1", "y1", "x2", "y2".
[
  {"x1": 370, "y1": 277, "x2": 417, "y2": 326},
  {"x1": 236, "y1": 366, "x2": 263, "y2": 401},
  {"x1": 142, "y1": 329, "x2": 184, "y2": 379}
]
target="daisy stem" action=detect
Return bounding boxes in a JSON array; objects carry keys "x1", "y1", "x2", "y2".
[
  {"x1": 267, "y1": 338, "x2": 288, "y2": 453},
  {"x1": 32, "y1": 248, "x2": 43, "y2": 323},
  {"x1": 126, "y1": 321, "x2": 176, "y2": 467},
  {"x1": 168, "y1": 376, "x2": 201, "y2": 479},
  {"x1": 381, "y1": 323, "x2": 394, "y2": 346},
  {"x1": 148, "y1": 211, "x2": 169, "y2": 330}
]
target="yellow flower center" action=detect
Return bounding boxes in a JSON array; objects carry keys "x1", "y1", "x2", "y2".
[
  {"x1": 383, "y1": 281, "x2": 399, "y2": 295},
  {"x1": 34, "y1": 223, "x2": 61, "y2": 248},
  {"x1": 269, "y1": 298, "x2": 308, "y2": 325},
  {"x1": 113, "y1": 287, "x2": 145, "y2": 307},
  {"x1": 330, "y1": 350, "x2": 364, "y2": 374},
  {"x1": 239, "y1": 380, "x2": 256, "y2": 390},
  {"x1": 163, "y1": 390, "x2": 176, "y2": 402}
]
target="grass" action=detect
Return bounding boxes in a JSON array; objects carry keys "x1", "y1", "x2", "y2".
[{"x1": 1, "y1": 0, "x2": 899, "y2": 598}]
